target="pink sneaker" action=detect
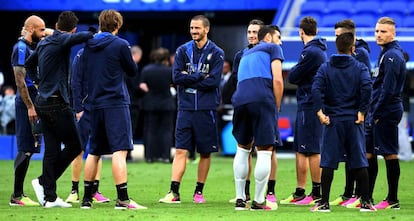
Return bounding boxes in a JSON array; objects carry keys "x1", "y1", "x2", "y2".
[
  {"x1": 266, "y1": 194, "x2": 277, "y2": 203},
  {"x1": 295, "y1": 195, "x2": 321, "y2": 205},
  {"x1": 93, "y1": 192, "x2": 110, "y2": 203},
  {"x1": 193, "y1": 192, "x2": 206, "y2": 204},
  {"x1": 374, "y1": 199, "x2": 400, "y2": 210},
  {"x1": 341, "y1": 197, "x2": 358, "y2": 207}
]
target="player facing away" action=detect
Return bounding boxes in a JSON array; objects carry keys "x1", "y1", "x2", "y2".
[
  {"x1": 310, "y1": 32, "x2": 375, "y2": 212},
  {"x1": 232, "y1": 25, "x2": 284, "y2": 211}
]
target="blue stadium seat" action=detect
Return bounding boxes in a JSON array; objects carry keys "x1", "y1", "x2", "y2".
[
  {"x1": 386, "y1": 15, "x2": 404, "y2": 27},
  {"x1": 403, "y1": 15, "x2": 414, "y2": 27},
  {"x1": 409, "y1": 2, "x2": 414, "y2": 15},
  {"x1": 381, "y1": 1, "x2": 407, "y2": 17},
  {"x1": 352, "y1": 14, "x2": 376, "y2": 28},
  {"x1": 300, "y1": 1, "x2": 326, "y2": 16},
  {"x1": 354, "y1": 1, "x2": 381, "y2": 17},
  {"x1": 321, "y1": 13, "x2": 349, "y2": 27},
  {"x1": 326, "y1": 1, "x2": 353, "y2": 16}
]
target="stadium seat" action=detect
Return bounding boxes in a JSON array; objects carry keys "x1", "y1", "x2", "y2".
[
  {"x1": 408, "y1": 2, "x2": 414, "y2": 15},
  {"x1": 381, "y1": 1, "x2": 407, "y2": 17},
  {"x1": 354, "y1": 1, "x2": 381, "y2": 17},
  {"x1": 326, "y1": 1, "x2": 353, "y2": 17},
  {"x1": 321, "y1": 13, "x2": 349, "y2": 27},
  {"x1": 300, "y1": 1, "x2": 326, "y2": 16},
  {"x1": 403, "y1": 15, "x2": 414, "y2": 27},
  {"x1": 352, "y1": 14, "x2": 376, "y2": 28},
  {"x1": 386, "y1": 15, "x2": 403, "y2": 27}
]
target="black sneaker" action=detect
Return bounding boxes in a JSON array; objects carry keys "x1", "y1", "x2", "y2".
[
  {"x1": 310, "y1": 202, "x2": 330, "y2": 212},
  {"x1": 81, "y1": 200, "x2": 93, "y2": 209},
  {"x1": 360, "y1": 201, "x2": 377, "y2": 212},
  {"x1": 250, "y1": 201, "x2": 271, "y2": 211},
  {"x1": 235, "y1": 199, "x2": 249, "y2": 211}
]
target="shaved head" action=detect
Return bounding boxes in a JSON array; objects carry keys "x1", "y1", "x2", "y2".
[
  {"x1": 23, "y1": 15, "x2": 46, "y2": 43},
  {"x1": 24, "y1": 15, "x2": 44, "y2": 29}
]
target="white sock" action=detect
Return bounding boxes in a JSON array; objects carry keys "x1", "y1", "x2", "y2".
[
  {"x1": 233, "y1": 147, "x2": 250, "y2": 200},
  {"x1": 254, "y1": 150, "x2": 272, "y2": 204}
]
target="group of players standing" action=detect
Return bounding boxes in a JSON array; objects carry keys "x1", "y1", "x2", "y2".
[{"x1": 8, "y1": 8, "x2": 405, "y2": 213}]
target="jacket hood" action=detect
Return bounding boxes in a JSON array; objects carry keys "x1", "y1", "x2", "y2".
[
  {"x1": 86, "y1": 32, "x2": 117, "y2": 51},
  {"x1": 329, "y1": 54, "x2": 355, "y2": 68},
  {"x1": 305, "y1": 37, "x2": 327, "y2": 51},
  {"x1": 356, "y1": 39, "x2": 370, "y2": 53}
]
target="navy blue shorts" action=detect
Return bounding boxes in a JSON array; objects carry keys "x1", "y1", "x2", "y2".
[
  {"x1": 293, "y1": 109, "x2": 322, "y2": 154},
  {"x1": 232, "y1": 102, "x2": 276, "y2": 147},
  {"x1": 89, "y1": 107, "x2": 133, "y2": 155},
  {"x1": 373, "y1": 111, "x2": 402, "y2": 155},
  {"x1": 175, "y1": 110, "x2": 219, "y2": 154},
  {"x1": 15, "y1": 88, "x2": 39, "y2": 153},
  {"x1": 320, "y1": 119, "x2": 368, "y2": 170},
  {"x1": 77, "y1": 108, "x2": 91, "y2": 151}
]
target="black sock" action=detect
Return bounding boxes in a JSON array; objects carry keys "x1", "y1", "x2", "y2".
[
  {"x1": 116, "y1": 183, "x2": 129, "y2": 201},
  {"x1": 83, "y1": 181, "x2": 94, "y2": 201},
  {"x1": 170, "y1": 181, "x2": 180, "y2": 195},
  {"x1": 343, "y1": 163, "x2": 355, "y2": 198},
  {"x1": 353, "y1": 168, "x2": 369, "y2": 203},
  {"x1": 195, "y1": 182, "x2": 204, "y2": 194},
  {"x1": 295, "y1": 187, "x2": 306, "y2": 197},
  {"x1": 368, "y1": 157, "x2": 378, "y2": 200},
  {"x1": 321, "y1": 168, "x2": 334, "y2": 204},
  {"x1": 385, "y1": 159, "x2": 400, "y2": 202},
  {"x1": 92, "y1": 180, "x2": 99, "y2": 194},
  {"x1": 72, "y1": 181, "x2": 79, "y2": 192},
  {"x1": 267, "y1": 180, "x2": 276, "y2": 194},
  {"x1": 13, "y1": 152, "x2": 32, "y2": 197},
  {"x1": 312, "y1": 181, "x2": 321, "y2": 197},
  {"x1": 245, "y1": 180, "x2": 251, "y2": 196}
]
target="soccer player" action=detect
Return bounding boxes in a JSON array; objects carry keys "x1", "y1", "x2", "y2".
[
  {"x1": 159, "y1": 15, "x2": 224, "y2": 204},
  {"x1": 310, "y1": 32, "x2": 375, "y2": 212},
  {"x1": 282, "y1": 16, "x2": 327, "y2": 205},
  {"x1": 227, "y1": 19, "x2": 264, "y2": 204},
  {"x1": 9, "y1": 15, "x2": 49, "y2": 207},
  {"x1": 65, "y1": 47, "x2": 110, "y2": 204},
  {"x1": 330, "y1": 19, "x2": 372, "y2": 208},
  {"x1": 369, "y1": 17, "x2": 405, "y2": 210},
  {"x1": 25, "y1": 11, "x2": 93, "y2": 208},
  {"x1": 79, "y1": 9, "x2": 146, "y2": 210},
  {"x1": 232, "y1": 25, "x2": 284, "y2": 210}
]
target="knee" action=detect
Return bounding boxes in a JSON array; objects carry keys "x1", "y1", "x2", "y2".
[
  {"x1": 175, "y1": 149, "x2": 188, "y2": 158},
  {"x1": 200, "y1": 153, "x2": 210, "y2": 159}
]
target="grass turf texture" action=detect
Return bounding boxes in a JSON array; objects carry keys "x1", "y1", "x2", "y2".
[{"x1": 1, "y1": 155, "x2": 413, "y2": 221}]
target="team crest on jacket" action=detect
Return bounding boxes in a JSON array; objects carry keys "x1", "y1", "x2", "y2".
[{"x1": 207, "y1": 53, "x2": 213, "y2": 61}]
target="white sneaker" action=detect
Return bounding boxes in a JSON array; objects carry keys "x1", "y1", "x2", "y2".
[
  {"x1": 44, "y1": 197, "x2": 72, "y2": 208},
  {"x1": 32, "y1": 178, "x2": 45, "y2": 206}
]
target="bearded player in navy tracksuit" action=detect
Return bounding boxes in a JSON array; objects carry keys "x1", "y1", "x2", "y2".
[
  {"x1": 311, "y1": 32, "x2": 374, "y2": 212},
  {"x1": 159, "y1": 15, "x2": 224, "y2": 204}
]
